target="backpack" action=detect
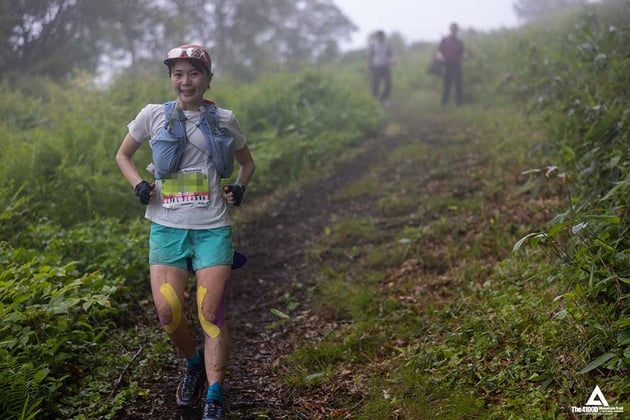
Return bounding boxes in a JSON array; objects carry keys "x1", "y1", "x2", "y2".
[{"x1": 150, "y1": 99, "x2": 235, "y2": 179}]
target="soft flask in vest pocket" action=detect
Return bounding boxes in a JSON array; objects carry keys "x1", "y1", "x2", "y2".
[
  {"x1": 150, "y1": 103, "x2": 187, "y2": 180},
  {"x1": 201, "y1": 104, "x2": 235, "y2": 179}
]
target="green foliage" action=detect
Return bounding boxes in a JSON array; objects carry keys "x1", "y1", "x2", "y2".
[
  {"x1": 0, "y1": 77, "x2": 144, "y2": 226},
  {"x1": 0, "y1": 256, "x2": 115, "y2": 417},
  {"x1": 0, "y1": 217, "x2": 149, "y2": 418},
  {"x1": 225, "y1": 69, "x2": 383, "y2": 192},
  {"x1": 513, "y1": 2, "x2": 630, "y2": 372}
]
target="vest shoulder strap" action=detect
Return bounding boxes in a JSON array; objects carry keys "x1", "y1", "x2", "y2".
[
  {"x1": 201, "y1": 100, "x2": 219, "y2": 126},
  {"x1": 163, "y1": 100, "x2": 185, "y2": 131}
]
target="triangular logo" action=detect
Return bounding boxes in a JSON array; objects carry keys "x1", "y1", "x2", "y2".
[{"x1": 586, "y1": 385, "x2": 609, "y2": 407}]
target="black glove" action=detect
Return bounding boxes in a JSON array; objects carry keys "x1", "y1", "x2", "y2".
[
  {"x1": 134, "y1": 180, "x2": 153, "y2": 205},
  {"x1": 225, "y1": 183, "x2": 245, "y2": 206}
]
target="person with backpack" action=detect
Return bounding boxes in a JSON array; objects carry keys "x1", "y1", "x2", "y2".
[
  {"x1": 367, "y1": 30, "x2": 394, "y2": 106},
  {"x1": 438, "y1": 22, "x2": 465, "y2": 106},
  {"x1": 115, "y1": 44, "x2": 255, "y2": 420}
]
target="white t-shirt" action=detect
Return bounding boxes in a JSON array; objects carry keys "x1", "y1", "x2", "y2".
[
  {"x1": 127, "y1": 103, "x2": 247, "y2": 230},
  {"x1": 371, "y1": 41, "x2": 391, "y2": 68}
]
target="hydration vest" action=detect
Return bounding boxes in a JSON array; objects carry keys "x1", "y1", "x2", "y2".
[{"x1": 150, "y1": 99, "x2": 235, "y2": 179}]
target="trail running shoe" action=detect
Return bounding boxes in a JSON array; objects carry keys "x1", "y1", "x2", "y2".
[
  {"x1": 202, "y1": 399, "x2": 224, "y2": 420},
  {"x1": 175, "y1": 361, "x2": 206, "y2": 408}
]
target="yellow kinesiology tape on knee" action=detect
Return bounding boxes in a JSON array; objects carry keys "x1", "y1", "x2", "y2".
[
  {"x1": 159, "y1": 283, "x2": 182, "y2": 334},
  {"x1": 197, "y1": 286, "x2": 221, "y2": 338}
]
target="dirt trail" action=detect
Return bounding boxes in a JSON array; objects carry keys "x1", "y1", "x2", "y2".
[
  {"x1": 225, "y1": 132, "x2": 405, "y2": 419},
  {"x1": 118, "y1": 127, "x2": 404, "y2": 419}
]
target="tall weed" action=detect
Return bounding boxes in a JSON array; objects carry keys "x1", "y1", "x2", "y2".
[{"x1": 513, "y1": 3, "x2": 630, "y2": 372}]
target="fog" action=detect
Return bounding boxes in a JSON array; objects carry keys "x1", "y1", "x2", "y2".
[{"x1": 334, "y1": 0, "x2": 521, "y2": 48}]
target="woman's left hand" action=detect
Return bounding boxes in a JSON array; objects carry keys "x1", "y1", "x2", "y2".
[{"x1": 224, "y1": 183, "x2": 245, "y2": 206}]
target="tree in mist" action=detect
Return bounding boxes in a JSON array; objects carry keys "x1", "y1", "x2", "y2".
[
  {"x1": 0, "y1": 0, "x2": 106, "y2": 78},
  {"x1": 172, "y1": 0, "x2": 356, "y2": 80},
  {"x1": 0, "y1": 0, "x2": 355, "y2": 82},
  {"x1": 0, "y1": 0, "x2": 181, "y2": 79},
  {"x1": 104, "y1": 0, "x2": 182, "y2": 73},
  {"x1": 513, "y1": 0, "x2": 589, "y2": 22}
]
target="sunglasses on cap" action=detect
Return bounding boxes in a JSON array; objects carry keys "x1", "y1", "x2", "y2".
[{"x1": 167, "y1": 47, "x2": 207, "y2": 60}]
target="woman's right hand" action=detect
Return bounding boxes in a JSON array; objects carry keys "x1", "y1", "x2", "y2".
[{"x1": 135, "y1": 180, "x2": 155, "y2": 205}]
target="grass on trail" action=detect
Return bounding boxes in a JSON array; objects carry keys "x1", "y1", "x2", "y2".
[{"x1": 274, "y1": 98, "x2": 629, "y2": 418}]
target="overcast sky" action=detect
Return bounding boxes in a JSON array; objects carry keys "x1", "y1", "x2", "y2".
[{"x1": 334, "y1": 0, "x2": 521, "y2": 48}]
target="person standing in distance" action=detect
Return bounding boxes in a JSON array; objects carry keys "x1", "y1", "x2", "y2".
[
  {"x1": 368, "y1": 30, "x2": 394, "y2": 106},
  {"x1": 115, "y1": 44, "x2": 255, "y2": 420},
  {"x1": 438, "y1": 22, "x2": 465, "y2": 106}
]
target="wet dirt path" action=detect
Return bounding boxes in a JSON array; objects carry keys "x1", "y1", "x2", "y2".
[{"x1": 226, "y1": 133, "x2": 398, "y2": 418}]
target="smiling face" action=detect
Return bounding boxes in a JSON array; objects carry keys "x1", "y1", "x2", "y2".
[{"x1": 169, "y1": 59, "x2": 212, "y2": 110}]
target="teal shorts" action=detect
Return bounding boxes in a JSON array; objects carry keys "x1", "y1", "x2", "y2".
[{"x1": 149, "y1": 223, "x2": 234, "y2": 270}]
